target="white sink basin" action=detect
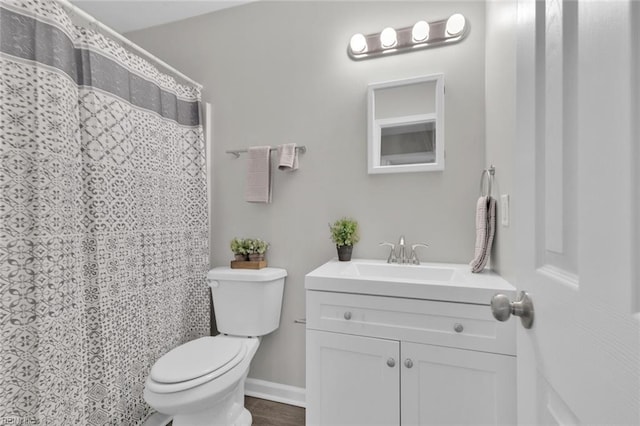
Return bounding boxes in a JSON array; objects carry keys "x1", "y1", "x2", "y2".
[
  {"x1": 344, "y1": 262, "x2": 456, "y2": 282},
  {"x1": 305, "y1": 259, "x2": 515, "y2": 304}
]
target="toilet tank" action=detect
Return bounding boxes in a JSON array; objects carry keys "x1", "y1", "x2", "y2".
[{"x1": 207, "y1": 267, "x2": 287, "y2": 337}]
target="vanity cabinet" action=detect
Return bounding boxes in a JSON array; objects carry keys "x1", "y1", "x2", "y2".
[
  {"x1": 306, "y1": 330, "x2": 400, "y2": 425},
  {"x1": 305, "y1": 286, "x2": 516, "y2": 425},
  {"x1": 400, "y1": 342, "x2": 515, "y2": 425}
]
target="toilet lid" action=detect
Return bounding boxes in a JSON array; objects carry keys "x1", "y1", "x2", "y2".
[{"x1": 150, "y1": 337, "x2": 244, "y2": 384}]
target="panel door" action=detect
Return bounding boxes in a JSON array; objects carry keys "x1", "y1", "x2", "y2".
[
  {"x1": 401, "y1": 342, "x2": 516, "y2": 426},
  {"x1": 515, "y1": 0, "x2": 640, "y2": 423},
  {"x1": 306, "y1": 330, "x2": 400, "y2": 426}
]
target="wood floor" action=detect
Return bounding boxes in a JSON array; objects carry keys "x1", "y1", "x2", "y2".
[{"x1": 245, "y1": 396, "x2": 305, "y2": 426}]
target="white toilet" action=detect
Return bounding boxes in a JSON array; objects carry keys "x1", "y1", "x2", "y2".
[{"x1": 144, "y1": 267, "x2": 287, "y2": 426}]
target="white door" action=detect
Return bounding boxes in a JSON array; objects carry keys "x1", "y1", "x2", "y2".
[
  {"x1": 514, "y1": 0, "x2": 640, "y2": 424},
  {"x1": 306, "y1": 330, "x2": 400, "y2": 426},
  {"x1": 401, "y1": 342, "x2": 516, "y2": 426}
]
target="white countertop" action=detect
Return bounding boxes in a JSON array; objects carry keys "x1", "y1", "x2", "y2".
[{"x1": 305, "y1": 258, "x2": 516, "y2": 305}]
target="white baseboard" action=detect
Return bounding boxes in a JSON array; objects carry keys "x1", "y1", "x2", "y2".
[{"x1": 245, "y1": 378, "x2": 306, "y2": 408}]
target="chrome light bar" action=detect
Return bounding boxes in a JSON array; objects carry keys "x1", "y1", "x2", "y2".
[{"x1": 347, "y1": 14, "x2": 469, "y2": 61}]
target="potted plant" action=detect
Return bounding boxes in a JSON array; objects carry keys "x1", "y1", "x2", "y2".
[
  {"x1": 246, "y1": 238, "x2": 269, "y2": 262},
  {"x1": 329, "y1": 217, "x2": 360, "y2": 261},
  {"x1": 230, "y1": 237, "x2": 248, "y2": 261}
]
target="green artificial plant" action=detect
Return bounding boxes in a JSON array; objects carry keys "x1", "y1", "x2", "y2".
[{"x1": 329, "y1": 217, "x2": 360, "y2": 247}]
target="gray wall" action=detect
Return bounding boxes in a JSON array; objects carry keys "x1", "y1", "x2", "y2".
[
  {"x1": 485, "y1": 0, "x2": 516, "y2": 283},
  {"x1": 129, "y1": 1, "x2": 486, "y2": 389}
]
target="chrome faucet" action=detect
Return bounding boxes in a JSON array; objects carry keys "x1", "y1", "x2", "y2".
[{"x1": 380, "y1": 237, "x2": 429, "y2": 264}]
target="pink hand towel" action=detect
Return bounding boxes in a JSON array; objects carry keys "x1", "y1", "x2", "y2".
[
  {"x1": 244, "y1": 146, "x2": 272, "y2": 203},
  {"x1": 277, "y1": 143, "x2": 299, "y2": 171},
  {"x1": 470, "y1": 196, "x2": 496, "y2": 273}
]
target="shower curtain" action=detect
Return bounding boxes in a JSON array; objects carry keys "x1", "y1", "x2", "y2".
[{"x1": 0, "y1": 0, "x2": 210, "y2": 424}]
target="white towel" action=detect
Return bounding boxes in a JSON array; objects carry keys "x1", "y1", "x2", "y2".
[
  {"x1": 244, "y1": 146, "x2": 272, "y2": 203},
  {"x1": 470, "y1": 196, "x2": 497, "y2": 273},
  {"x1": 277, "y1": 143, "x2": 299, "y2": 171}
]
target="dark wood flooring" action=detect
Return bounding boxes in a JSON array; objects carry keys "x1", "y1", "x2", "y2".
[{"x1": 245, "y1": 396, "x2": 305, "y2": 426}]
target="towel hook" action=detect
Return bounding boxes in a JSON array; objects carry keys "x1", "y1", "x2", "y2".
[{"x1": 480, "y1": 165, "x2": 495, "y2": 198}]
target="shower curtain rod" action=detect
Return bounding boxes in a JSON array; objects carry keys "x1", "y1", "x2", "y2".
[{"x1": 57, "y1": 0, "x2": 203, "y2": 90}]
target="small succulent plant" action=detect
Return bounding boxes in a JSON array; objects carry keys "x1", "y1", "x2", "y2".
[
  {"x1": 230, "y1": 238, "x2": 269, "y2": 256},
  {"x1": 329, "y1": 217, "x2": 360, "y2": 247}
]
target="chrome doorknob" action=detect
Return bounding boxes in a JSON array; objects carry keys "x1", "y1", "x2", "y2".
[
  {"x1": 387, "y1": 358, "x2": 396, "y2": 368},
  {"x1": 490, "y1": 291, "x2": 534, "y2": 329},
  {"x1": 490, "y1": 294, "x2": 513, "y2": 321}
]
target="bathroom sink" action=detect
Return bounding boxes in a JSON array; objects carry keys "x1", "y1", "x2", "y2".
[
  {"x1": 305, "y1": 259, "x2": 515, "y2": 304},
  {"x1": 344, "y1": 262, "x2": 456, "y2": 282}
]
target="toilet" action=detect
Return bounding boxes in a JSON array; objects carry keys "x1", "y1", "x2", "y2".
[{"x1": 143, "y1": 267, "x2": 287, "y2": 426}]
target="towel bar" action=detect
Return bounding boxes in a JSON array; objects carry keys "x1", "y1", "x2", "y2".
[
  {"x1": 480, "y1": 165, "x2": 495, "y2": 197},
  {"x1": 226, "y1": 146, "x2": 307, "y2": 158}
]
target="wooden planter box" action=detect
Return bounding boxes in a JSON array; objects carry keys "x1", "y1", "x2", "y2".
[{"x1": 230, "y1": 260, "x2": 267, "y2": 269}]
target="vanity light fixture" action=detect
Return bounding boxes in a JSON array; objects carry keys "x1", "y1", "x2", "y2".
[{"x1": 347, "y1": 13, "x2": 469, "y2": 60}]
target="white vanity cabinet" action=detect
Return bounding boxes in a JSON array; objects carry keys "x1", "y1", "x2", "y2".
[
  {"x1": 400, "y1": 342, "x2": 516, "y2": 425},
  {"x1": 306, "y1": 330, "x2": 400, "y2": 425},
  {"x1": 305, "y1": 260, "x2": 517, "y2": 426}
]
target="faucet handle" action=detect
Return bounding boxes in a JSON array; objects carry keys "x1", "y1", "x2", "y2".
[
  {"x1": 398, "y1": 235, "x2": 405, "y2": 245},
  {"x1": 379, "y1": 242, "x2": 397, "y2": 263},
  {"x1": 410, "y1": 243, "x2": 429, "y2": 265}
]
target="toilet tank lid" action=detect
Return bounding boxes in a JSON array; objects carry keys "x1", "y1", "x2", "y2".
[{"x1": 207, "y1": 267, "x2": 287, "y2": 282}]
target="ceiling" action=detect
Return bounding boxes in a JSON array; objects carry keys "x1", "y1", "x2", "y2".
[{"x1": 70, "y1": 0, "x2": 255, "y2": 33}]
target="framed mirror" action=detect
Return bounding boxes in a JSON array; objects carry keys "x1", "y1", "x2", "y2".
[{"x1": 367, "y1": 74, "x2": 444, "y2": 174}]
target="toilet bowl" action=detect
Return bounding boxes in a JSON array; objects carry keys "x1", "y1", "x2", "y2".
[
  {"x1": 143, "y1": 267, "x2": 287, "y2": 426},
  {"x1": 144, "y1": 335, "x2": 259, "y2": 426}
]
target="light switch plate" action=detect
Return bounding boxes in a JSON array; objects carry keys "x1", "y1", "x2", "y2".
[{"x1": 500, "y1": 194, "x2": 510, "y2": 227}]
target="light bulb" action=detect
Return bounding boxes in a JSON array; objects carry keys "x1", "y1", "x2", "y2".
[
  {"x1": 350, "y1": 33, "x2": 367, "y2": 54},
  {"x1": 446, "y1": 13, "x2": 466, "y2": 36},
  {"x1": 412, "y1": 20, "x2": 430, "y2": 42},
  {"x1": 380, "y1": 27, "x2": 397, "y2": 48}
]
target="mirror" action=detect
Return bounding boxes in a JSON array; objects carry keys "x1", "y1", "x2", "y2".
[{"x1": 368, "y1": 74, "x2": 444, "y2": 173}]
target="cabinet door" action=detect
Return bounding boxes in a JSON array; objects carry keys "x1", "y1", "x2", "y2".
[
  {"x1": 401, "y1": 342, "x2": 516, "y2": 426},
  {"x1": 306, "y1": 330, "x2": 400, "y2": 426}
]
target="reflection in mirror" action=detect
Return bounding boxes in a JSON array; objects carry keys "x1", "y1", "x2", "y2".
[
  {"x1": 380, "y1": 119, "x2": 435, "y2": 166},
  {"x1": 368, "y1": 74, "x2": 444, "y2": 174}
]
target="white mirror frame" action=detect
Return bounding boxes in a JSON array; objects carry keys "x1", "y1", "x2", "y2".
[{"x1": 367, "y1": 74, "x2": 445, "y2": 174}]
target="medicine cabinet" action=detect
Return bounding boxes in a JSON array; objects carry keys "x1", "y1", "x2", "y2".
[{"x1": 367, "y1": 74, "x2": 444, "y2": 174}]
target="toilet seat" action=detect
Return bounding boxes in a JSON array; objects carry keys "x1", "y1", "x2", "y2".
[{"x1": 146, "y1": 336, "x2": 248, "y2": 394}]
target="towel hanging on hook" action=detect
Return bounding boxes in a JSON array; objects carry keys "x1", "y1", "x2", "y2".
[{"x1": 471, "y1": 165, "x2": 497, "y2": 273}]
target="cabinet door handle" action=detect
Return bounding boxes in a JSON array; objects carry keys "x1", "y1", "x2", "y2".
[
  {"x1": 454, "y1": 323, "x2": 464, "y2": 333},
  {"x1": 404, "y1": 359, "x2": 413, "y2": 368},
  {"x1": 343, "y1": 311, "x2": 352, "y2": 320},
  {"x1": 386, "y1": 358, "x2": 396, "y2": 368}
]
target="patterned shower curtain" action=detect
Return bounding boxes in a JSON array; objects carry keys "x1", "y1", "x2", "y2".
[{"x1": 0, "y1": 0, "x2": 210, "y2": 424}]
